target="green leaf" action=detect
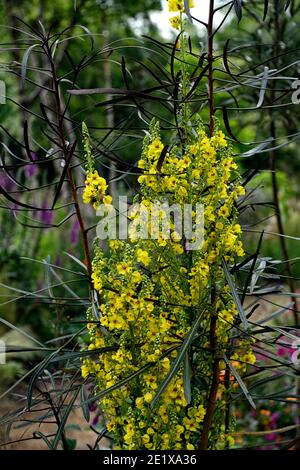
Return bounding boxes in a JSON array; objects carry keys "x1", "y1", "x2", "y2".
[
  {"x1": 21, "y1": 44, "x2": 40, "y2": 89},
  {"x1": 184, "y1": 0, "x2": 193, "y2": 24},
  {"x1": 233, "y1": 0, "x2": 242, "y2": 22},
  {"x1": 80, "y1": 384, "x2": 90, "y2": 423},
  {"x1": 222, "y1": 259, "x2": 249, "y2": 330},
  {"x1": 82, "y1": 345, "x2": 178, "y2": 407},
  {"x1": 33, "y1": 431, "x2": 53, "y2": 450},
  {"x1": 223, "y1": 354, "x2": 256, "y2": 409},
  {"x1": 52, "y1": 390, "x2": 79, "y2": 450},
  {"x1": 263, "y1": 0, "x2": 269, "y2": 20},
  {"x1": 183, "y1": 352, "x2": 192, "y2": 404},
  {"x1": 150, "y1": 308, "x2": 204, "y2": 408}
]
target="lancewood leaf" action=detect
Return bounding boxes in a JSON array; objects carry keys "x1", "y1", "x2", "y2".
[
  {"x1": 263, "y1": 0, "x2": 269, "y2": 20},
  {"x1": 63, "y1": 251, "x2": 87, "y2": 271},
  {"x1": 238, "y1": 137, "x2": 274, "y2": 158},
  {"x1": 27, "y1": 328, "x2": 85, "y2": 408},
  {"x1": 82, "y1": 345, "x2": 178, "y2": 407},
  {"x1": 241, "y1": 231, "x2": 264, "y2": 304},
  {"x1": 80, "y1": 385, "x2": 90, "y2": 423},
  {"x1": 184, "y1": 0, "x2": 193, "y2": 24},
  {"x1": 233, "y1": 0, "x2": 242, "y2": 22},
  {"x1": 150, "y1": 308, "x2": 205, "y2": 408},
  {"x1": 21, "y1": 44, "x2": 40, "y2": 89},
  {"x1": 249, "y1": 259, "x2": 267, "y2": 294},
  {"x1": 271, "y1": 326, "x2": 300, "y2": 344},
  {"x1": 223, "y1": 354, "x2": 256, "y2": 409},
  {"x1": 0, "y1": 317, "x2": 44, "y2": 347},
  {"x1": 285, "y1": 0, "x2": 291, "y2": 10},
  {"x1": 222, "y1": 106, "x2": 244, "y2": 143},
  {"x1": 222, "y1": 259, "x2": 249, "y2": 330},
  {"x1": 52, "y1": 389, "x2": 79, "y2": 450},
  {"x1": 49, "y1": 267, "x2": 88, "y2": 306},
  {"x1": 33, "y1": 431, "x2": 53, "y2": 450},
  {"x1": 183, "y1": 352, "x2": 192, "y2": 405},
  {"x1": 257, "y1": 302, "x2": 294, "y2": 325},
  {"x1": 256, "y1": 66, "x2": 270, "y2": 108}
]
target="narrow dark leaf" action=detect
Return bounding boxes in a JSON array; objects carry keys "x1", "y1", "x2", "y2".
[
  {"x1": 263, "y1": 0, "x2": 269, "y2": 20},
  {"x1": 82, "y1": 345, "x2": 178, "y2": 407},
  {"x1": 156, "y1": 145, "x2": 168, "y2": 173},
  {"x1": 233, "y1": 0, "x2": 242, "y2": 22},
  {"x1": 223, "y1": 354, "x2": 256, "y2": 409},
  {"x1": 256, "y1": 66, "x2": 269, "y2": 108},
  {"x1": 185, "y1": 64, "x2": 209, "y2": 100},
  {"x1": 239, "y1": 137, "x2": 274, "y2": 158},
  {"x1": 241, "y1": 231, "x2": 264, "y2": 304},
  {"x1": 52, "y1": 390, "x2": 79, "y2": 450},
  {"x1": 184, "y1": 0, "x2": 193, "y2": 24},
  {"x1": 80, "y1": 385, "x2": 90, "y2": 423},
  {"x1": 51, "y1": 141, "x2": 76, "y2": 209},
  {"x1": 33, "y1": 431, "x2": 53, "y2": 449},
  {"x1": 151, "y1": 308, "x2": 204, "y2": 408},
  {"x1": 222, "y1": 106, "x2": 243, "y2": 143},
  {"x1": 183, "y1": 352, "x2": 192, "y2": 404},
  {"x1": 170, "y1": 32, "x2": 183, "y2": 83},
  {"x1": 23, "y1": 121, "x2": 35, "y2": 162},
  {"x1": 222, "y1": 259, "x2": 249, "y2": 330},
  {"x1": 21, "y1": 44, "x2": 39, "y2": 89}
]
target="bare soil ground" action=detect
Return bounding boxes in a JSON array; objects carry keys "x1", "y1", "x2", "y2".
[{"x1": 0, "y1": 396, "x2": 104, "y2": 450}]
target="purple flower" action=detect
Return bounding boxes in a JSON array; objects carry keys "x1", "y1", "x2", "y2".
[
  {"x1": 24, "y1": 152, "x2": 38, "y2": 178},
  {"x1": 91, "y1": 414, "x2": 99, "y2": 427},
  {"x1": 39, "y1": 195, "x2": 53, "y2": 226},
  {"x1": 0, "y1": 172, "x2": 15, "y2": 191},
  {"x1": 70, "y1": 219, "x2": 80, "y2": 245},
  {"x1": 270, "y1": 411, "x2": 280, "y2": 428},
  {"x1": 265, "y1": 432, "x2": 276, "y2": 442}
]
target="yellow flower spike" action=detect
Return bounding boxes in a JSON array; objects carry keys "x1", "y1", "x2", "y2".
[{"x1": 82, "y1": 116, "x2": 250, "y2": 448}]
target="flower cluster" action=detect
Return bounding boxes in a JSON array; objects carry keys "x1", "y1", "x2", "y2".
[
  {"x1": 83, "y1": 170, "x2": 111, "y2": 209},
  {"x1": 81, "y1": 2, "x2": 255, "y2": 450},
  {"x1": 81, "y1": 118, "x2": 255, "y2": 449}
]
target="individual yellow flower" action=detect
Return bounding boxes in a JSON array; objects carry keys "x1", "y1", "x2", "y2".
[
  {"x1": 103, "y1": 194, "x2": 112, "y2": 205},
  {"x1": 187, "y1": 443, "x2": 195, "y2": 450},
  {"x1": 147, "y1": 138, "x2": 164, "y2": 159},
  {"x1": 116, "y1": 262, "x2": 131, "y2": 275},
  {"x1": 168, "y1": 0, "x2": 194, "y2": 12},
  {"x1": 144, "y1": 392, "x2": 153, "y2": 403},
  {"x1": 136, "y1": 248, "x2": 151, "y2": 266},
  {"x1": 169, "y1": 15, "x2": 181, "y2": 29}
]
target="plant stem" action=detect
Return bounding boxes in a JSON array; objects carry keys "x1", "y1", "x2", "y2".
[
  {"x1": 199, "y1": 289, "x2": 220, "y2": 450},
  {"x1": 207, "y1": 0, "x2": 215, "y2": 137},
  {"x1": 199, "y1": 0, "x2": 220, "y2": 451},
  {"x1": 45, "y1": 42, "x2": 92, "y2": 282}
]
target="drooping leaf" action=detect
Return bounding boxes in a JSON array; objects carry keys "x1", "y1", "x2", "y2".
[
  {"x1": 263, "y1": 0, "x2": 269, "y2": 20},
  {"x1": 223, "y1": 354, "x2": 256, "y2": 409},
  {"x1": 222, "y1": 259, "x2": 249, "y2": 330},
  {"x1": 183, "y1": 352, "x2": 192, "y2": 404},
  {"x1": 151, "y1": 308, "x2": 204, "y2": 408},
  {"x1": 184, "y1": 0, "x2": 193, "y2": 24},
  {"x1": 80, "y1": 384, "x2": 90, "y2": 423},
  {"x1": 233, "y1": 0, "x2": 242, "y2": 22},
  {"x1": 21, "y1": 44, "x2": 40, "y2": 89}
]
